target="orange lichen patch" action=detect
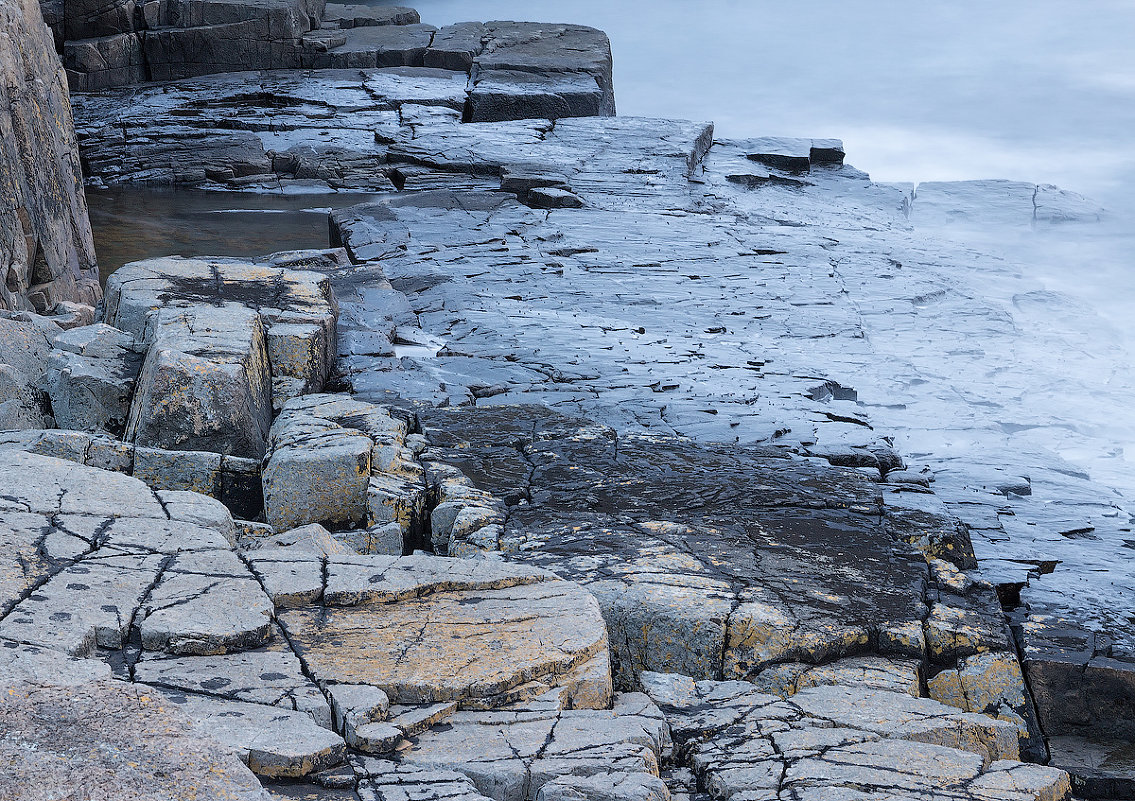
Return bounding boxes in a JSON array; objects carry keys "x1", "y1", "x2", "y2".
[{"x1": 280, "y1": 576, "x2": 611, "y2": 708}]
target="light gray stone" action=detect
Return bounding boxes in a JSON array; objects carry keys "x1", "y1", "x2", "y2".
[
  {"x1": 0, "y1": 553, "x2": 165, "y2": 656},
  {"x1": 135, "y1": 641, "x2": 331, "y2": 727},
  {"x1": 154, "y1": 688, "x2": 346, "y2": 779},
  {"x1": 279, "y1": 553, "x2": 613, "y2": 710},
  {"x1": 139, "y1": 569, "x2": 274, "y2": 655},
  {"x1": 103, "y1": 257, "x2": 336, "y2": 459},
  {"x1": 0, "y1": 639, "x2": 112, "y2": 685},
  {"x1": 43, "y1": 323, "x2": 141, "y2": 435},
  {"x1": 0, "y1": 681, "x2": 273, "y2": 800},
  {"x1": 247, "y1": 549, "x2": 324, "y2": 608}
]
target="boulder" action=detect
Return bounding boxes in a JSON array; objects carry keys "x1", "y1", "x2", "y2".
[
  {"x1": 0, "y1": 312, "x2": 60, "y2": 429},
  {"x1": 300, "y1": 23, "x2": 437, "y2": 69},
  {"x1": 153, "y1": 689, "x2": 346, "y2": 778},
  {"x1": 125, "y1": 305, "x2": 275, "y2": 458},
  {"x1": 103, "y1": 256, "x2": 337, "y2": 458},
  {"x1": 320, "y1": 3, "x2": 419, "y2": 28},
  {"x1": 262, "y1": 393, "x2": 422, "y2": 541},
  {"x1": 134, "y1": 640, "x2": 331, "y2": 726},
  {"x1": 468, "y1": 69, "x2": 605, "y2": 123},
  {"x1": 63, "y1": 31, "x2": 147, "y2": 90},
  {"x1": 379, "y1": 693, "x2": 669, "y2": 801},
  {"x1": 43, "y1": 322, "x2": 141, "y2": 435}
]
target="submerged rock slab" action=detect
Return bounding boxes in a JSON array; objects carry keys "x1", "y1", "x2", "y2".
[{"x1": 0, "y1": 680, "x2": 272, "y2": 800}]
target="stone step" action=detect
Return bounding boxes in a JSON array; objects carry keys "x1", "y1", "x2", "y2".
[{"x1": 300, "y1": 23, "x2": 436, "y2": 70}]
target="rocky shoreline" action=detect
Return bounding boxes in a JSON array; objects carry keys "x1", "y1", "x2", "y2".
[{"x1": 1, "y1": 0, "x2": 1132, "y2": 798}]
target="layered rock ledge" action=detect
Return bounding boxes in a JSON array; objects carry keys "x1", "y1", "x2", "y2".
[{"x1": 0, "y1": 0, "x2": 1131, "y2": 798}]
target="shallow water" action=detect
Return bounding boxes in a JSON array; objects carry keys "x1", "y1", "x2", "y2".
[{"x1": 87, "y1": 187, "x2": 378, "y2": 282}]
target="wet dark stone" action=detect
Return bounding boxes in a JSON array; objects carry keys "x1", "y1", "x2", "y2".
[
  {"x1": 219, "y1": 469, "x2": 264, "y2": 521},
  {"x1": 422, "y1": 404, "x2": 936, "y2": 682}
]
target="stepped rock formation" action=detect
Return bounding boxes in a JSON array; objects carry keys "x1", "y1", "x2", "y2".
[
  {"x1": 0, "y1": 0, "x2": 100, "y2": 313},
  {"x1": 1, "y1": 1, "x2": 1132, "y2": 798}
]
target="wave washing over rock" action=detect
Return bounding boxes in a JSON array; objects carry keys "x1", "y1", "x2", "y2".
[{"x1": 0, "y1": 0, "x2": 1131, "y2": 799}]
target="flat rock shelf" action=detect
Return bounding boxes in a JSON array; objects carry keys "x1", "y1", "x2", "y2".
[{"x1": 0, "y1": 0, "x2": 1131, "y2": 799}]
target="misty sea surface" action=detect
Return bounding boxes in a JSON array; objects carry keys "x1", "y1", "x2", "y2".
[{"x1": 412, "y1": 0, "x2": 1135, "y2": 502}]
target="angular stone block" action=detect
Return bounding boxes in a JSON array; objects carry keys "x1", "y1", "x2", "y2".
[
  {"x1": 64, "y1": 32, "x2": 147, "y2": 91},
  {"x1": 127, "y1": 330, "x2": 273, "y2": 458},
  {"x1": 468, "y1": 70, "x2": 604, "y2": 123},
  {"x1": 279, "y1": 554, "x2": 612, "y2": 709},
  {"x1": 263, "y1": 425, "x2": 373, "y2": 530}
]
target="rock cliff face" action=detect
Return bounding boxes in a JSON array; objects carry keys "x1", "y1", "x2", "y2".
[{"x1": 0, "y1": 0, "x2": 100, "y2": 313}]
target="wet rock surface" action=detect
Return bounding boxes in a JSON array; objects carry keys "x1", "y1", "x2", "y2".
[{"x1": 3, "y1": 2, "x2": 1132, "y2": 797}]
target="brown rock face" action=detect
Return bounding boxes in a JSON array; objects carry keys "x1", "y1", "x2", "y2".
[{"x1": 0, "y1": 0, "x2": 100, "y2": 313}]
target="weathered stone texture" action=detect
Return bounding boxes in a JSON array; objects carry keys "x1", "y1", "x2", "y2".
[
  {"x1": 261, "y1": 393, "x2": 421, "y2": 541},
  {"x1": 0, "y1": 0, "x2": 100, "y2": 312},
  {"x1": 0, "y1": 680, "x2": 274, "y2": 800},
  {"x1": 0, "y1": 311, "x2": 61, "y2": 429},
  {"x1": 43, "y1": 322, "x2": 141, "y2": 435},
  {"x1": 103, "y1": 256, "x2": 337, "y2": 458},
  {"x1": 278, "y1": 552, "x2": 613, "y2": 710},
  {"x1": 642, "y1": 672, "x2": 1071, "y2": 801}
]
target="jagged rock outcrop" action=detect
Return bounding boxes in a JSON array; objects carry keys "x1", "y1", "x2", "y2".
[
  {"x1": 0, "y1": 311, "x2": 61, "y2": 429},
  {"x1": 261, "y1": 393, "x2": 420, "y2": 538},
  {"x1": 102, "y1": 255, "x2": 337, "y2": 459},
  {"x1": 59, "y1": 0, "x2": 617, "y2": 135},
  {"x1": 0, "y1": 0, "x2": 101, "y2": 313},
  {"x1": 9, "y1": 4, "x2": 1132, "y2": 795},
  {"x1": 0, "y1": 449, "x2": 663, "y2": 790}
]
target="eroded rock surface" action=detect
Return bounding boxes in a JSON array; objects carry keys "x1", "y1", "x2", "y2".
[
  {"x1": 642, "y1": 671, "x2": 1070, "y2": 801},
  {"x1": 103, "y1": 256, "x2": 338, "y2": 458},
  {"x1": 12, "y1": 4, "x2": 1133, "y2": 796},
  {"x1": 272, "y1": 551, "x2": 613, "y2": 709},
  {"x1": 0, "y1": 680, "x2": 273, "y2": 800},
  {"x1": 0, "y1": 0, "x2": 101, "y2": 313}
]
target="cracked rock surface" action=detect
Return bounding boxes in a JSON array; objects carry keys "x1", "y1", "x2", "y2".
[
  {"x1": 8, "y1": 2, "x2": 1131, "y2": 797},
  {"x1": 641, "y1": 671, "x2": 1070, "y2": 801}
]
